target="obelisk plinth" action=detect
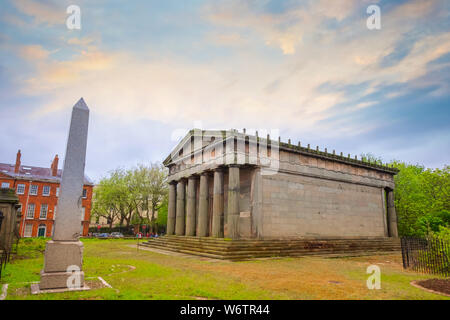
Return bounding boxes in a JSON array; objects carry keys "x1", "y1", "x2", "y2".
[{"x1": 36, "y1": 98, "x2": 90, "y2": 292}]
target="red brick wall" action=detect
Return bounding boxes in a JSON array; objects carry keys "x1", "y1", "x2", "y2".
[{"x1": 0, "y1": 174, "x2": 93, "y2": 237}]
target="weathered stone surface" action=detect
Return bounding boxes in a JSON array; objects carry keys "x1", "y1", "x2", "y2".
[
  {"x1": 164, "y1": 129, "x2": 399, "y2": 240},
  {"x1": 197, "y1": 173, "x2": 209, "y2": 237},
  {"x1": 0, "y1": 189, "x2": 19, "y2": 252},
  {"x1": 167, "y1": 183, "x2": 176, "y2": 235},
  {"x1": 39, "y1": 98, "x2": 90, "y2": 291},
  {"x1": 185, "y1": 177, "x2": 197, "y2": 236},
  {"x1": 227, "y1": 166, "x2": 240, "y2": 239},
  {"x1": 211, "y1": 169, "x2": 224, "y2": 238},
  {"x1": 175, "y1": 180, "x2": 186, "y2": 235},
  {"x1": 43, "y1": 241, "x2": 83, "y2": 273},
  {"x1": 53, "y1": 98, "x2": 89, "y2": 241},
  {"x1": 387, "y1": 189, "x2": 399, "y2": 237},
  {"x1": 39, "y1": 270, "x2": 85, "y2": 290},
  {"x1": 261, "y1": 172, "x2": 386, "y2": 238}
]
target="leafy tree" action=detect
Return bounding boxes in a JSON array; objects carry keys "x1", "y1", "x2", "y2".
[
  {"x1": 391, "y1": 162, "x2": 449, "y2": 237},
  {"x1": 92, "y1": 163, "x2": 168, "y2": 233}
]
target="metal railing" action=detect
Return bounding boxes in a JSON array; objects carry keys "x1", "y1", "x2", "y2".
[{"x1": 401, "y1": 237, "x2": 449, "y2": 277}]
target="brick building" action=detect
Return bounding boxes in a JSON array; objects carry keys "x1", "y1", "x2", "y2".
[{"x1": 0, "y1": 150, "x2": 94, "y2": 237}]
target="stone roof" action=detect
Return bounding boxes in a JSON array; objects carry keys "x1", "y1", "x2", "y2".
[
  {"x1": 0, "y1": 162, "x2": 94, "y2": 185},
  {"x1": 163, "y1": 129, "x2": 399, "y2": 174}
]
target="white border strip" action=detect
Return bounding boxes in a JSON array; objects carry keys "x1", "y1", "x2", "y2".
[{"x1": 98, "y1": 276, "x2": 112, "y2": 288}]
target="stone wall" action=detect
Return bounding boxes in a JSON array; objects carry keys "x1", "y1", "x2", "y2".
[{"x1": 260, "y1": 172, "x2": 387, "y2": 238}]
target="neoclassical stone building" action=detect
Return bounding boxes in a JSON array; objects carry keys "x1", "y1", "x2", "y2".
[{"x1": 163, "y1": 129, "x2": 399, "y2": 240}]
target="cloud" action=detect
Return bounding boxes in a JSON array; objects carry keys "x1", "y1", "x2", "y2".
[
  {"x1": 6, "y1": 0, "x2": 450, "y2": 152},
  {"x1": 19, "y1": 45, "x2": 50, "y2": 60},
  {"x1": 67, "y1": 37, "x2": 96, "y2": 46},
  {"x1": 11, "y1": 0, "x2": 65, "y2": 25}
]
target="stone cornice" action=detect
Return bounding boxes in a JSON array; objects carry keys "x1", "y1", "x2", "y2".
[{"x1": 164, "y1": 129, "x2": 399, "y2": 175}]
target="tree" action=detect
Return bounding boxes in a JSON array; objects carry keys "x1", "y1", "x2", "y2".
[
  {"x1": 130, "y1": 163, "x2": 168, "y2": 233},
  {"x1": 91, "y1": 163, "x2": 168, "y2": 233},
  {"x1": 391, "y1": 162, "x2": 449, "y2": 236}
]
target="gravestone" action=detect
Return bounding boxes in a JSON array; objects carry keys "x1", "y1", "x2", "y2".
[{"x1": 32, "y1": 98, "x2": 90, "y2": 293}]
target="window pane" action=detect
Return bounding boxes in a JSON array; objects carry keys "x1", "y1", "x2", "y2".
[
  {"x1": 24, "y1": 224, "x2": 32, "y2": 237},
  {"x1": 30, "y1": 185, "x2": 38, "y2": 195},
  {"x1": 17, "y1": 184, "x2": 25, "y2": 194},
  {"x1": 1, "y1": 182, "x2": 10, "y2": 188},
  {"x1": 40, "y1": 204, "x2": 48, "y2": 219},
  {"x1": 27, "y1": 204, "x2": 35, "y2": 219},
  {"x1": 43, "y1": 185, "x2": 50, "y2": 196}
]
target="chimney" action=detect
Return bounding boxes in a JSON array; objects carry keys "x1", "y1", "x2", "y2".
[
  {"x1": 51, "y1": 154, "x2": 59, "y2": 176},
  {"x1": 14, "y1": 150, "x2": 21, "y2": 173}
]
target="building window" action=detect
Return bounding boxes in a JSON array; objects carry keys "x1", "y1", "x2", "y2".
[
  {"x1": 80, "y1": 207, "x2": 85, "y2": 220},
  {"x1": 17, "y1": 204, "x2": 22, "y2": 213},
  {"x1": 54, "y1": 205, "x2": 57, "y2": 219},
  {"x1": 26, "y1": 203, "x2": 35, "y2": 219},
  {"x1": 17, "y1": 184, "x2": 25, "y2": 194},
  {"x1": 24, "y1": 223, "x2": 33, "y2": 237},
  {"x1": 82, "y1": 188, "x2": 87, "y2": 198},
  {"x1": 56, "y1": 187, "x2": 60, "y2": 197},
  {"x1": 40, "y1": 204, "x2": 48, "y2": 219},
  {"x1": 43, "y1": 185, "x2": 50, "y2": 196},
  {"x1": 29, "y1": 184, "x2": 38, "y2": 195},
  {"x1": 1, "y1": 182, "x2": 10, "y2": 189}
]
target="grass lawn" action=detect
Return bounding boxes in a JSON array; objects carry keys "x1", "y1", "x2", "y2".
[{"x1": 1, "y1": 238, "x2": 448, "y2": 300}]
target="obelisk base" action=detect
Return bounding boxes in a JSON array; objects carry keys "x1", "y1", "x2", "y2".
[{"x1": 37, "y1": 240, "x2": 88, "y2": 291}]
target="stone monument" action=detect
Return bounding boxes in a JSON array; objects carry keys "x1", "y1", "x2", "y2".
[{"x1": 32, "y1": 98, "x2": 90, "y2": 293}]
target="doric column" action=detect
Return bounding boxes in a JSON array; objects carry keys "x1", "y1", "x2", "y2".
[
  {"x1": 197, "y1": 173, "x2": 209, "y2": 237},
  {"x1": 212, "y1": 169, "x2": 224, "y2": 237},
  {"x1": 175, "y1": 179, "x2": 186, "y2": 235},
  {"x1": 185, "y1": 176, "x2": 197, "y2": 236},
  {"x1": 166, "y1": 182, "x2": 176, "y2": 235},
  {"x1": 227, "y1": 165, "x2": 240, "y2": 239},
  {"x1": 387, "y1": 189, "x2": 399, "y2": 237}
]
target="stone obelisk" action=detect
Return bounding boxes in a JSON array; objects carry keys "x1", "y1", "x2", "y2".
[{"x1": 35, "y1": 98, "x2": 90, "y2": 292}]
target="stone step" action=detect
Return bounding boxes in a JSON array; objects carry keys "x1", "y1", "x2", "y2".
[
  {"x1": 139, "y1": 242, "x2": 400, "y2": 261},
  {"x1": 140, "y1": 240, "x2": 400, "y2": 258},
  {"x1": 162, "y1": 235, "x2": 398, "y2": 244},
  {"x1": 143, "y1": 238, "x2": 400, "y2": 252},
  {"x1": 145, "y1": 237, "x2": 400, "y2": 250}
]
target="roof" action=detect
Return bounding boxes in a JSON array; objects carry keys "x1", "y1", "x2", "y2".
[
  {"x1": 163, "y1": 129, "x2": 399, "y2": 174},
  {"x1": 0, "y1": 162, "x2": 94, "y2": 185}
]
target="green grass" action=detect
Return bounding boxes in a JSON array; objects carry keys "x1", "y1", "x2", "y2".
[{"x1": 1, "y1": 238, "x2": 448, "y2": 300}]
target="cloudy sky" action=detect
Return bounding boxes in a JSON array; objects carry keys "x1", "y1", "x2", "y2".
[{"x1": 0, "y1": 0, "x2": 449, "y2": 182}]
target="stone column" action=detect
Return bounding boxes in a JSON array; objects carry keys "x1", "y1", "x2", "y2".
[
  {"x1": 211, "y1": 169, "x2": 224, "y2": 238},
  {"x1": 197, "y1": 173, "x2": 209, "y2": 237},
  {"x1": 166, "y1": 182, "x2": 176, "y2": 235},
  {"x1": 185, "y1": 176, "x2": 197, "y2": 236},
  {"x1": 227, "y1": 165, "x2": 240, "y2": 239},
  {"x1": 38, "y1": 98, "x2": 89, "y2": 292},
  {"x1": 175, "y1": 180, "x2": 186, "y2": 236},
  {"x1": 386, "y1": 189, "x2": 399, "y2": 238}
]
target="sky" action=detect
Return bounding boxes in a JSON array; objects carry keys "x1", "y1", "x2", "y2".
[{"x1": 0, "y1": 0, "x2": 449, "y2": 183}]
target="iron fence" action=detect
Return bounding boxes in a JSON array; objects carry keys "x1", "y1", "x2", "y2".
[{"x1": 401, "y1": 237, "x2": 449, "y2": 277}]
